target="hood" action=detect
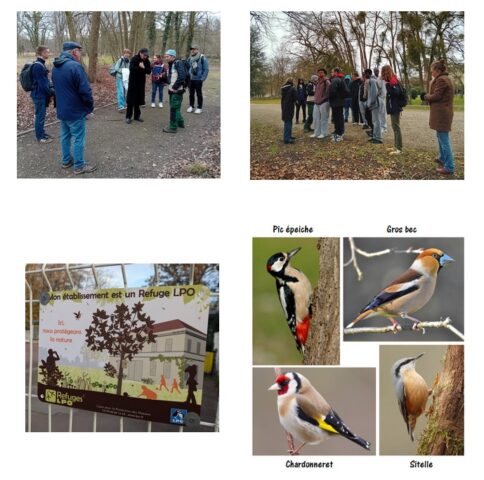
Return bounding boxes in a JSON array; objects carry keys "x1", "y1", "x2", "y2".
[
  {"x1": 53, "y1": 52, "x2": 75, "y2": 68},
  {"x1": 281, "y1": 83, "x2": 293, "y2": 90}
]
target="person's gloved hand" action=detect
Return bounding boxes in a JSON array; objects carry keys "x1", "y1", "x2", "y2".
[{"x1": 420, "y1": 92, "x2": 427, "y2": 102}]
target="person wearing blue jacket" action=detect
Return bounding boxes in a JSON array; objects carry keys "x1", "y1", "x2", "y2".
[
  {"x1": 31, "y1": 46, "x2": 53, "y2": 143},
  {"x1": 187, "y1": 45, "x2": 209, "y2": 114},
  {"x1": 52, "y1": 41, "x2": 96, "y2": 174}
]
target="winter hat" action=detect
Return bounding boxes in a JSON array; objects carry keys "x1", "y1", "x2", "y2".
[
  {"x1": 310, "y1": 75, "x2": 318, "y2": 82},
  {"x1": 165, "y1": 49, "x2": 176, "y2": 57}
]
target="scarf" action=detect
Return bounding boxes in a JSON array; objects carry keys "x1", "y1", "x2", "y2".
[{"x1": 190, "y1": 52, "x2": 202, "y2": 69}]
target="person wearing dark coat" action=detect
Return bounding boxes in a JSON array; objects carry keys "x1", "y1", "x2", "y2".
[
  {"x1": 422, "y1": 59, "x2": 455, "y2": 175},
  {"x1": 350, "y1": 73, "x2": 363, "y2": 125},
  {"x1": 329, "y1": 68, "x2": 349, "y2": 141},
  {"x1": 381, "y1": 65, "x2": 403, "y2": 154},
  {"x1": 295, "y1": 78, "x2": 307, "y2": 124},
  {"x1": 126, "y1": 48, "x2": 151, "y2": 124},
  {"x1": 304, "y1": 75, "x2": 318, "y2": 133},
  {"x1": 281, "y1": 78, "x2": 297, "y2": 144}
]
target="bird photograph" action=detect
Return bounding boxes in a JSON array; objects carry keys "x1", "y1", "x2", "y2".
[
  {"x1": 253, "y1": 238, "x2": 319, "y2": 364},
  {"x1": 344, "y1": 238, "x2": 464, "y2": 342},
  {"x1": 253, "y1": 367, "x2": 375, "y2": 455},
  {"x1": 380, "y1": 345, "x2": 449, "y2": 455}
]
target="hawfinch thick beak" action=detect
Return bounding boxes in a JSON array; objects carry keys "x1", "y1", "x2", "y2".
[
  {"x1": 288, "y1": 247, "x2": 301, "y2": 259},
  {"x1": 268, "y1": 382, "x2": 280, "y2": 391},
  {"x1": 439, "y1": 253, "x2": 454, "y2": 267}
]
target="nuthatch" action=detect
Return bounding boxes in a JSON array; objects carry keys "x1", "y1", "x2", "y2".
[{"x1": 391, "y1": 353, "x2": 431, "y2": 441}]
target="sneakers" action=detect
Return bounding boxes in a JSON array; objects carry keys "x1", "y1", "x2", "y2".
[
  {"x1": 159, "y1": 102, "x2": 163, "y2": 108},
  {"x1": 39, "y1": 137, "x2": 53, "y2": 144},
  {"x1": 151, "y1": 103, "x2": 156, "y2": 108},
  {"x1": 389, "y1": 149, "x2": 402, "y2": 155},
  {"x1": 194, "y1": 108, "x2": 202, "y2": 114},
  {"x1": 118, "y1": 106, "x2": 126, "y2": 111},
  {"x1": 310, "y1": 133, "x2": 317, "y2": 138},
  {"x1": 332, "y1": 135, "x2": 344, "y2": 142},
  {"x1": 61, "y1": 159, "x2": 74, "y2": 169},
  {"x1": 368, "y1": 139, "x2": 383, "y2": 144},
  {"x1": 163, "y1": 127, "x2": 177, "y2": 133},
  {"x1": 436, "y1": 167, "x2": 454, "y2": 175},
  {"x1": 187, "y1": 106, "x2": 194, "y2": 113},
  {"x1": 126, "y1": 118, "x2": 132, "y2": 124},
  {"x1": 317, "y1": 134, "x2": 326, "y2": 139},
  {"x1": 134, "y1": 118, "x2": 144, "y2": 122},
  {"x1": 74, "y1": 163, "x2": 98, "y2": 175}
]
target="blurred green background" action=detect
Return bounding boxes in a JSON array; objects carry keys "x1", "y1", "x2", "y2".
[
  {"x1": 253, "y1": 238, "x2": 319, "y2": 365},
  {"x1": 344, "y1": 238, "x2": 464, "y2": 342},
  {"x1": 379, "y1": 345, "x2": 450, "y2": 455},
  {"x1": 253, "y1": 367, "x2": 376, "y2": 455}
]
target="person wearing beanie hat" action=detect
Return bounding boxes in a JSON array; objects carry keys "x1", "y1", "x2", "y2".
[
  {"x1": 163, "y1": 49, "x2": 187, "y2": 133},
  {"x1": 52, "y1": 40, "x2": 97, "y2": 174},
  {"x1": 186, "y1": 45, "x2": 209, "y2": 114},
  {"x1": 125, "y1": 48, "x2": 151, "y2": 124}
]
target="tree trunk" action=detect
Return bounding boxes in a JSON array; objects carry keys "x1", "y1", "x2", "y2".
[
  {"x1": 174, "y1": 12, "x2": 182, "y2": 56},
  {"x1": 146, "y1": 12, "x2": 157, "y2": 54},
  {"x1": 186, "y1": 12, "x2": 196, "y2": 58},
  {"x1": 303, "y1": 238, "x2": 340, "y2": 365},
  {"x1": 417, "y1": 345, "x2": 464, "y2": 455},
  {"x1": 116, "y1": 353, "x2": 125, "y2": 396},
  {"x1": 65, "y1": 11, "x2": 77, "y2": 42},
  {"x1": 87, "y1": 11, "x2": 101, "y2": 83},
  {"x1": 121, "y1": 12, "x2": 129, "y2": 49},
  {"x1": 162, "y1": 12, "x2": 173, "y2": 53}
]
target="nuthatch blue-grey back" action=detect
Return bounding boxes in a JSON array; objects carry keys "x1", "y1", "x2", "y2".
[{"x1": 391, "y1": 353, "x2": 432, "y2": 441}]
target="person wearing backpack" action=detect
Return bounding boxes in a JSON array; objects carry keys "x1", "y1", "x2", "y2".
[
  {"x1": 365, "y1": 68, "x2": 382, "y2": 145},
  {"x1": 343, "y1": 74, "x2": 352, "y2": 123},
  {"x1": 280, "y1": 78, "x2": 297, "y2": 144},
  {"x1": 311, "y1": 68, "x2": 331, "y2": 139},
  {"x1": 163, "y1": 49, "x2": 187, "y2": 133},
  {"x1": 150, "y1": 54, "x2": 166, "y2": 108},
  {"x1": 125, "y1": 48, "x2": 151, "y2": 124},
  {"x1": 303, "y1": 75, "x2": 318, "y2": 133},
  {"x1": 30, "y1": 45, "x2": 53, "y2": 143},
  {"x1": 329, "y1": 67, "x2": 349, "y2": 142},
  {"x1": 111, "y1": 49, "x2": 131, "y2": 111},
  {"x1": 381, "y1": 65, "x2": 404, "y2": 155},
  {"x1": 51, "y1": 41, "x2": 96, "y2": 174},
  {"x1": 350, "y1": 72, "x2": 363, "y2": 125},
  {"x1": 295, "y1": 78, "x2": 307, "y2": 124},
  {"x1": 421, "y1": 59, "x2": 455, "y2": 175},
  {"x1": 374, "y1": 68, "x2": 387, "y2": 134},
  {"x1": 187, "y1": 45, "x2": 209, "y2": 114}
]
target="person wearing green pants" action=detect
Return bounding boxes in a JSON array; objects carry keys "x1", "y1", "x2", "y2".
[{"x1": 163, "y1": 49, "x2": 186, "y2": 133}]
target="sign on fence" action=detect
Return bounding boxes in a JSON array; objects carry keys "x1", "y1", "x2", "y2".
[{"x1": 38, "y1": 286, "x2": 211, "y2": 425}]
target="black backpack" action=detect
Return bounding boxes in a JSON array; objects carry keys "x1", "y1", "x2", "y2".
[
  {"x1": 19, "y1": 61, "x2": 43, "y2": 92},
  {"x1": 397, "y1": 82, "x2": 408, "y2": 108}
]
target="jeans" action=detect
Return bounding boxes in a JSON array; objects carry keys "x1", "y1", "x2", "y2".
[
  {"x1": 360, "y1": 101, "x2": 368, "y2": 125},
  {"x1": 169, "y1": 92, "x2": 185, "y2": 129},
  {"x1": 371, "y1": 108, "x2": 382, "y2": 141},
  {"x1": 116, "y1": 77, "x2": 125, "y2": 109},
  {"x1": 60, "y1": 118, "x2": 86, "y2": 169},
  {"x1": 304, "y1": 102, "x2": 314, "y2": 131},
  {"x1": 189, "y1": 79, "x2": 203, "y2": 108},
  {"x1": 351, "y1": 97, "x2": 362, "y2": 123},
  {"x1": 151, "y1": 82, "x2": 164, "y2": 103},
  {"x1": 365, "y1": 108, "x2": 373, "y2": 130},
  {"x1": 33, "y1": 97, "x2": 47, "y2": 140},
  {"x1": 296, "y1": 101, "x2": 306, "y2": 123},
  {"x1": 332, "y1": 106, "x2": 344, "y2": 136},
  {"x1": 379, "y1": 100, "x2": 387, "y2": 130},
  {"x1": 313, "y1": 102, "x2": 330, "y2": 136},
  {"x1": 390, "y1": 114, "x2": 403, "y2": 151},
  {"x1": 436, "y1": 131, "x2": 455, "y2": 172},
  {"x1": 283, "y1": 120, "x2": 293, "y2": 142},
  {"x1": 344, "y1": 98, "x2": 352, "y2": 121}
]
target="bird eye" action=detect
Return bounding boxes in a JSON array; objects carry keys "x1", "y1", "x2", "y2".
[{"x1": 279, "y1": 257, "x2": 284, "y2": 262}]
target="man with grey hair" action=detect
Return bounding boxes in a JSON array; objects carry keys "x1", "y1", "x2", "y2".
[{"x1": 52, "y1": 41, "x2": 96, "y2": 174}]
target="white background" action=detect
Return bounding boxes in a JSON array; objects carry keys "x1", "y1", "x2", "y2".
[{"x1": 2, "y1": 1, "x2": 481, "y2": 479}]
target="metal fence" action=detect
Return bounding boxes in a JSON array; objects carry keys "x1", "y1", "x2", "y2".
[{"x1": 25, "y1": 263, "x2": 219, "y2": 432}]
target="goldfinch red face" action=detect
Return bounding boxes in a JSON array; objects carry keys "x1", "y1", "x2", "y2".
[{"x1": 268, "y1": 372, "x2": 301, "y2": 396}]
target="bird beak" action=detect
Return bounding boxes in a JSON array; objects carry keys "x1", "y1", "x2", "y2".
[
  {"x1": 414, "y1": 353, "x2": 425, "y2": 361},
  {"x1": 288, "y1": 247, "x2": 301, "y2": 259},
  {"x1": 439, "y1": 253, "x2": 454, "y2": 267},
  {"x1": 268, "y1": 382, "x2": 280, "y2": 391}
]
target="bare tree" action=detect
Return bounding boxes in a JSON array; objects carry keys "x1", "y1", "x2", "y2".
[
  {"x1": 87, "y1": 12, "x2": 101, "y2": 82},
  {"x1": 186, "y1": 12, "x2": 196, "y2": 57},
  {"x1": 65, "y1": 11, "x2": 77, "y2": 42}
]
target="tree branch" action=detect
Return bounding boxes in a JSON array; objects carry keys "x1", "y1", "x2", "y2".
[{"x1": 344, "y1": 317, "x2": 464, "y2": 340}]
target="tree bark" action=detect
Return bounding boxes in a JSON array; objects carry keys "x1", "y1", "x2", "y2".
[
  {"x1": 174, "y1": 12, "x2": 182, "y2": 55},
  {"x1": 65, "y1": 11, "x2": 77, "y2": 42},
  {"x1": 303, "y1": 238, "x2": 340, "y2": 365},
  {"x1": 87, "y1": 11, "x2": 101, "y2": 83},
  {"x1": 417, "y1": 345, "x2": 464, "y2": 455},
  {"x1": 186, "y1": 12, "x2": 196, "y2": 58},
  {"x1": 146, "y1": 12, "x2": 157, "y2": 55},
  {"x1": 162, "y1": 12, "x2": 173, "y2": 53}
]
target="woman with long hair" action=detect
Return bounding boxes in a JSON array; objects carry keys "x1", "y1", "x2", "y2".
[{"x1": 381, "y1": 65, "x2": 404, "y2": 155}]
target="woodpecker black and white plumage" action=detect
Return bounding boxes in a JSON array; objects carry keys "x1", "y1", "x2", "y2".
[{"x1": 266, "y1": 247, "x2": 313, "y2": 353}]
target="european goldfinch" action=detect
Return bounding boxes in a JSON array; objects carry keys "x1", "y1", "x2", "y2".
[
  {"x1": 392, "y1": 353, "x2": 431, "y2": 441},
  {"x1": 347, "y1": 248, "x2": 454, "y2": 331},
  {"x1": 269, "y1": 372, "x2": 370, "y2": 455}
]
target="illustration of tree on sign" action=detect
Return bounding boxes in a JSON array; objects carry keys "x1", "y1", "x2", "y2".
[{"x1": 85, "y1": 302, "x2": 156, "y2": 395}]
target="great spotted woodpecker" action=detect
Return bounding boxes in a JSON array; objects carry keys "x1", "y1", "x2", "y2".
[{"x1": 266, "y1": 247, "x2": 313, "y2": 353}]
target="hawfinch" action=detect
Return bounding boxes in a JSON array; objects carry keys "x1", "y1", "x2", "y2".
[
  {"x1": 347, "y1": 248, "x2": 454, "y2": 331},
  {"x1": 392, "y1": 353, "x2": 431, "y2": 441},
  {"x1": 269, "y1": 371, "x2": 370, "y2": 455}
]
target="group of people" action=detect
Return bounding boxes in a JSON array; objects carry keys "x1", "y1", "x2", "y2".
[
  {"x1": 281, "y1": 59, "x2": 455, "y2": 175},
  {"x1": 29, "y1": 41, "x2": 209, "y2": 175}
]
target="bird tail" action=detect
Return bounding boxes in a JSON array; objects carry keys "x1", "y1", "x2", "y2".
[
  {"x1": 346, "y1": 309, "x2": 373, "y2": 329},
  {"x1": 346, "y1": 433, "x2": 371, "y2": 450}
]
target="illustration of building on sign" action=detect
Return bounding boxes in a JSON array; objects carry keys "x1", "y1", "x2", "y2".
[{"x1": 110, "y1": 319, "x2": 206, "y2": 387}]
